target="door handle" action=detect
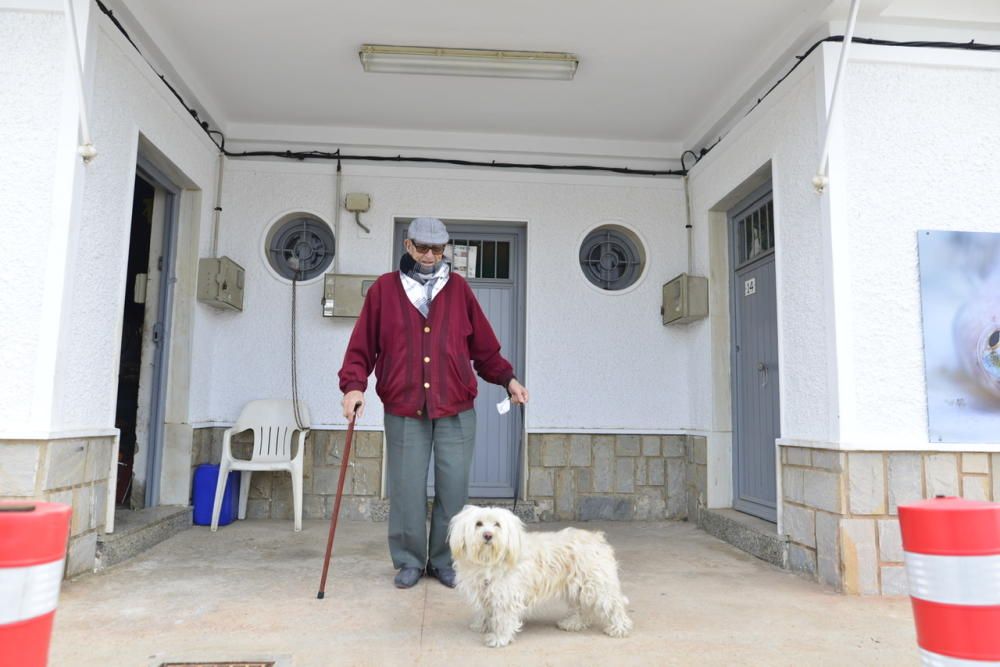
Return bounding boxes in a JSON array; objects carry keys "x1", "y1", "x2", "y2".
[{"x1": 757, "y1": 361, "x2": 768, "y2": 387}]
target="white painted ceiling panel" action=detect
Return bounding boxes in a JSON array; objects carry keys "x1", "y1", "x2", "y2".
[{"x1": 118, "y1": 0, "x2": 836, "y2": 151}]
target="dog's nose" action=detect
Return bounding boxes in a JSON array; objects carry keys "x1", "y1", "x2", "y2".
[{"x1": 482, "y1": 532, "x2": 493, "y2": 541}]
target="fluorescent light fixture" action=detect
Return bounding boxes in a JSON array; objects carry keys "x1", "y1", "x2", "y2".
[{"x1": 359, "y1": 44, "x2": 578, "y2": 80}]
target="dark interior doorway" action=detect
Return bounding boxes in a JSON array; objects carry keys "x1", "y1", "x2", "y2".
[{"x1": 114, "y1": 175, "x2": 154, "y2": 506}]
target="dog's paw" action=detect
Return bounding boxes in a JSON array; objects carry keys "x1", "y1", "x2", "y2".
[
  {"x1": 484, "y1": 633, "x2": 512, "y2": 648},
  {"x1": 603, "y1": 619, "x2": 632, "y2": 638},
  {"x1": 556, "y1": 614, "x2": 588, "y2": 632}
]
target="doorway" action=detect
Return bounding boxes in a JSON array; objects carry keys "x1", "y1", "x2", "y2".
[
  {"x1": 114, "y1": 158, "x2": 180, "y2": 508},
  {"x1": 728, "y1": 185, "x2": 780, "y2": 522},
  {"x1": 392, "y1": 219, "x2": 526, "y2": 498},
  {"x1": 114, "y1": 176, "x2": 153, "y2": 506}
]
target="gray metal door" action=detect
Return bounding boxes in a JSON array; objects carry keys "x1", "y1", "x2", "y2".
[
  {"x1": 136, "y1": 157, "x2": 181, "y2": 509},
  {"x1": 729, "y1": 187, "x2": 779, "y2": 522},
  {"x1": 392, "y1": 220, "x2": 526, "y2": 498}
]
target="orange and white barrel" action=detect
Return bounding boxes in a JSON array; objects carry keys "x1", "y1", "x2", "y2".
[
  {"x1": 0, "y1": 501, "x2": 72, "y2": 667},
  {"x1": 898, "y1": 496, "x2": 1000, "y2": 666}
]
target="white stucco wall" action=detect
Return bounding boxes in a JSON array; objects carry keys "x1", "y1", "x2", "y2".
[
  {"x1": 0, "y1": 9, "x2": 67, "y2": 433},
  {"x1": 684, "y1": 41, "x2": 1000, "y2": 456},
  {"x1": 52, "y1": 21, "x2": 218, "y2": 432},
  {"x1": 190, "y1": 161, "x2": 690, "y2": 433},
  {"x1": 837, "y1": 45, "x2": 1000, "y2": 450},
  {"x1": 686, "y1": 48, "x2": 834, "y2": 445},
  {"x1": 15, "y1": 3, "x2": 996, "y2": 469},
  {"x1": 0, "y1": 6, "x2": 217, "y2": 441}
]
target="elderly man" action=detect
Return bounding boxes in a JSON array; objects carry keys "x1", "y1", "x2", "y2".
[{"x1": 338, "y1": 217, "x2": 528, "y2": 589}]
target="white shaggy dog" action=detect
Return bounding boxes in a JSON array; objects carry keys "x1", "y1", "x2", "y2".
[{"x1": 448, "y1": 505, "x2": 632, "y2": 648}]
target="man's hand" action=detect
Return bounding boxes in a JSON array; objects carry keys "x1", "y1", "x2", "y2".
[
  {"x1": 507, "y1": 379, "x2": 529, "y2": 405},
  {"x1": 342, "y1": 390, "x2": 365, "y2": 420}
]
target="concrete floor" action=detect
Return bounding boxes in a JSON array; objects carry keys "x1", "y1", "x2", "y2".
[{"x1": 52, "y1": 519, "x2": 918, "y2": 666}]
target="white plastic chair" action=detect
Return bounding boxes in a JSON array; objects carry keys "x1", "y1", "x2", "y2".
[{"x1": 211, "y1": 399, "x2": 310, "y2": 532}]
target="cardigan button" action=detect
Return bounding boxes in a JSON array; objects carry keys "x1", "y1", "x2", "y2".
[
  {"x1": 423, "y1": 326, "x2": 431, "y2": 333},
  {"x1": 423, "y1": 356, "x2": 430, "y2": 363},
  {"x1": 423, "y1": 382, "x2": 430, "y2": 389},
  {"x1": 416, "y1": 409, "x2": 422, "y2": 416}
]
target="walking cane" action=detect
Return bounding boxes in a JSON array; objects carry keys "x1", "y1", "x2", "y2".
[
  {"x1": 316, "y1": 401, "x2": 361, "y2": 599},
  {"x1": 512, "y1": 402, "x2": 524, "y2": 515}
]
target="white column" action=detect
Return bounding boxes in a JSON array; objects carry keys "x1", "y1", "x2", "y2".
[{"x1": 0, "y1": 0, "x2": 97, "y2": 438}]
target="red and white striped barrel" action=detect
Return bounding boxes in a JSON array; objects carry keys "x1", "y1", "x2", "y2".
[
  {"x1": 0, "y1": 501, "x2": 72, "y2": 667},
  {"x1": 898, "y1": 496, "x2": 1000, "y2": 666}
]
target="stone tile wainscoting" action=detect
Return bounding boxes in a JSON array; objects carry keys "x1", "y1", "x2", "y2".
[
  {"x1": 0, "y1": 436, "x2": 116, "y2": 577},
  {"x1": 192, "y1": 429, "x2": 710, "y2": 524},
  {"x1": 526, "y1": 434, "x2": 706, "y2": 521},
  {"x1": 192, "y1": 428, "x2": 387, "y2": 521},
  {"x1": 780, "y1": 445, "x2": 1000, "y2": 595}
]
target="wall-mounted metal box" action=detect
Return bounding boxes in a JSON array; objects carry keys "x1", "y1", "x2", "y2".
[
  {"x1": 323, "y1": 273, "x2": 379, "y2": 317},
  {"x1": 661, "y1": 273, "x2": 708, "y2": 325},
  {"x1": 197, "y1": 256, "x2": 245, "y2": 311}
]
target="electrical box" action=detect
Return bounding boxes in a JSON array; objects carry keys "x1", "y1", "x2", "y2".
[
  {"x1": 661, "y1": 273, "x2": 708, "y2": 325},
  {"x1": 323, "y1": 273, "x2": 379, "y2": 317},
  {"x1": 197, "y1": 256, "x2": 245, "y2": 311},
  {"x1": 345, "y1": 193, "x2": 371, "y2": 212}
]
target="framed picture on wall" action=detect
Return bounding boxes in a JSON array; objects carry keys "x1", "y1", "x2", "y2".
[{"x1": 918, "y1": 230, "x2": 1000, "y2": 442}]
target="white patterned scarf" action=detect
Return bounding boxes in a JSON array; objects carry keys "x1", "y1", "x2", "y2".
[{"x1": 400, "y1": 260, "x2": 450, "y2": 317}]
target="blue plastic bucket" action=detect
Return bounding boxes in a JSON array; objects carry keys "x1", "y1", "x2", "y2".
[{"x1": 192, "y1": 464, "x2": 240, "y2": 526}]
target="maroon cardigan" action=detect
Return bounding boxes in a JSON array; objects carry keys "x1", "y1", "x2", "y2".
[{"x1": 338, "y1": 271, "x2": 515, "y2": 419}]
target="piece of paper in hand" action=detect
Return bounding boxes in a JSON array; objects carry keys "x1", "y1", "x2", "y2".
[{"x1": 496, "y1": 397, "x2": 511, "y2": 415}]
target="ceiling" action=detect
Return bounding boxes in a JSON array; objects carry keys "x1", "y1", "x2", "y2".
[{"x1": 109, "y1": 0, "x2": 999, "y2": 161}]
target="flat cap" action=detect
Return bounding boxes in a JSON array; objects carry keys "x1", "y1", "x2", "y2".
[{"x1": 407, "y1": 217, "x2": 449, "y2": 244}]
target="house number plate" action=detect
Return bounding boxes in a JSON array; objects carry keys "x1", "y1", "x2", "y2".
[{"x1": 744, "y1": 277, "x2": 756, "y2": 296}]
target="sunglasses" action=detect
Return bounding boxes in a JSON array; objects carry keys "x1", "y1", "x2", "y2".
[{"x1": 412, "y1": 243, "x2": 446, "y2": 256}]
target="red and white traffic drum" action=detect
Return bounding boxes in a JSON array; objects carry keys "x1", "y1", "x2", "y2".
[
  {"x1": 898, "y1": 496, "x2": 1000, "y2": 666},
  {"x1": 0, "y1": 501, "x2": 72, "y2": 667}
]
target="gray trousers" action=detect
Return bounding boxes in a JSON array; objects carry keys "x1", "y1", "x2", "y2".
[{"x1": 384, "y1": 409, "x2": 477, "y2": 571}]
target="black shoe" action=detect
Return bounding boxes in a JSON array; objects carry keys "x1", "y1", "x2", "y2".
[
  {"x1": 426, "y1": 564, "x2": 457, "y2": 588},
  {"x1": 394, "y1": 566, "x2": 423, "y2": 589}
]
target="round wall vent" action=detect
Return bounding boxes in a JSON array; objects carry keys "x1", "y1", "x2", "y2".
[
  {"x1": 265, "y1": 216, "x2": 335, "y2": 281},
  {"x1": 579, "y1": 225, "x2": 645, "y2": 291}
]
